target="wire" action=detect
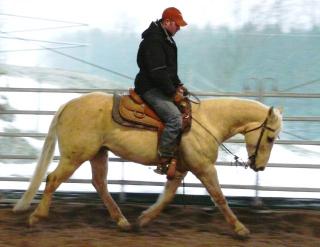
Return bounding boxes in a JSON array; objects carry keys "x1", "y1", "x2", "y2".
[
  {"x1": 0, "y1": 34, "x2": 87, "y2": 46},
  {"x1": 281, "y1": 130, "x2": 308, "y2": 141},
  {"x1": 0, "y1": 13, "x2": 88, "y2": 26},
  {"x1": 0, "y1": 33, "x2": 134, "y2": 81},
  {"x1": 2, "y1": 25, "x2": 88, "y2": 34},
  {"x1": 41, "y1": 46, "x2": 134, "y2": 80},
  {"x1": 279, "y1": 78, "x2": 320, "y2": 92},
  {"x1": 0, "y1": 44, "x2": 86, "y2": 53}
]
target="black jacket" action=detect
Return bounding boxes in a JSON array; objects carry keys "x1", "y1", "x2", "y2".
[{"x1": 134, "y1": 20, "x2": 182, "y2": 96}]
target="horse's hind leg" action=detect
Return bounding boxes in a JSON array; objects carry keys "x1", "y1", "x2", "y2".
[
  {"x1": 29, "y1": 157, "x2": 81, "y2": 226},
  {"x1": 195, "y1": 164, "x2": 250, "y2": 238},
  {"x1": 90, "y1": 148, "x2": 131, "y2": 231},
  {"x1": 138, "y1": 170, "x2": 187, "y2": 227}
]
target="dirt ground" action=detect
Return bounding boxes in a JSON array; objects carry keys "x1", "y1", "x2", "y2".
[{"x1": 0, "y1": 200, "x2": 319, "y2": 247}]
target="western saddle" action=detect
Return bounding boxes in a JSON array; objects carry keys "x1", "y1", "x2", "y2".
[{"x1": 112, "y1": 88, "x2": 192, "y2": 179}]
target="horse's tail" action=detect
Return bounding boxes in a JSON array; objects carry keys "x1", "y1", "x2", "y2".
[{"x1": 13, "y1": 103, "x2": 67, "y2": 212}]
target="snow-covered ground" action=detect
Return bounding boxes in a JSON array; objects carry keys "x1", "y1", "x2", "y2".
[{"x1": 1, "y1": 65, "x2": 320, "y2": 199}]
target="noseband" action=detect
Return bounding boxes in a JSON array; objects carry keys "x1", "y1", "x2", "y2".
[{"x1": 244, "y1": 107, "x2": 276, "y2": 170}]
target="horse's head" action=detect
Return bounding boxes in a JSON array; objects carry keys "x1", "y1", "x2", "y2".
[{"x1": 244, "y1": 107, "x2": 283, "y2": 172}]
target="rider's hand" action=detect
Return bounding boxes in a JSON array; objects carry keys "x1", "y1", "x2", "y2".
[
  {"x1": 182, "y1": 86, "x2": 189, "y2": 96},
  {"x1": 178, "y1": 84, "x2": 189, "y2": 96},
  {"x1": 173, "y1": 87, "x2": 184, "y2": 103}
]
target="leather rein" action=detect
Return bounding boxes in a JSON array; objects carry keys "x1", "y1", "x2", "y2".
[{"x1": 192, "y1": 106, "x2": 276, "y2": 170}]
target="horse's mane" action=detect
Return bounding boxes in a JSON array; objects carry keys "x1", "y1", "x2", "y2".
[
  {"x1": 196, "y1": 97, "x2": 268, "y2": 113},
  {"x1": 201, "y1": 97, "x2": 266, "y2": 106}
]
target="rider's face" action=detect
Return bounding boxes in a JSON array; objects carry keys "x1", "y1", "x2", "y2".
[{"x1": 163, "y1": 19, "x2": 180, "y2": 36}]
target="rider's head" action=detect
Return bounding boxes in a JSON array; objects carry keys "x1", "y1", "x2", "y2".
[{"x1": 161, "y1": 7, "x2": 187, "y2": 36}]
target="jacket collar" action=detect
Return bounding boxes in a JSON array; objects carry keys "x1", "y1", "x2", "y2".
[{"x1": 154, "y1": 20, "x2": 175, "y2": 45}]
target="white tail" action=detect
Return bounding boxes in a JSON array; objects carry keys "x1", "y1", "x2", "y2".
[{"x1": 13, "y1": 103, "x2": 67, "y2": 212}]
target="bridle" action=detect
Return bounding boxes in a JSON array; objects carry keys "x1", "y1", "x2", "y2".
[{"x1": 244, "y1": 107, "x2": 277, "y2": 171}]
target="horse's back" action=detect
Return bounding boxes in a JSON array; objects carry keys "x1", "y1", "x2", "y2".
[
  {"x1": 77, "y1": 91, "x2": 113, "y2": 107},
  {"x1": 61, "y1": 91, "x2": 113, "y2": 115}
]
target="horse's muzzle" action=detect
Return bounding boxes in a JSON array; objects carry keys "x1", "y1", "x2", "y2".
[
  {"x1": 247, "y1": 158, "x2": 265, "y2": 172},
  {"x1": 256, "y1": 166, "x2": 265, "y2": 172}
]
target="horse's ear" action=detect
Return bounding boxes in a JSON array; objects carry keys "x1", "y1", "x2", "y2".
[
  {"x1": 268, "y1": 106, "x2": 279, "y2": 123},
  {"x1": 268, "y1": 106, "x2": 283, "y2": 123},
  {"x1": 268, "y1": 106, "x2": 274, "y2": 116}
]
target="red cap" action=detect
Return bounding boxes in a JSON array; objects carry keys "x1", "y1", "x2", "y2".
[{"x1": 162, "y1": 7, "x2": 187, "y2": 27}]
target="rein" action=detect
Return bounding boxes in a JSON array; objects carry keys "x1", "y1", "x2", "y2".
[
  {"x1": 191, "y1": 116, "x2": 248, "y2": 168},
  {"x1": 188, "y1": 92, "x2": 201, "y2": 104},
  {"x1": 191, "y1": 106, "x2": 276, "y2": 169}
]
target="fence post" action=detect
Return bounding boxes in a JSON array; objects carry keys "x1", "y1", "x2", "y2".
[
  {"x1": 119, "y1": 161, "x2": 126, "y2": 203},
  {"x1": 253, "y1": 77, "x2": 264, "y2": 206}
]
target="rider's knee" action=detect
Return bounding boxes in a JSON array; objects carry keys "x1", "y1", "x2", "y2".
[{"x1": 169, "y1": 114, "x2": 183, "y2": 131}]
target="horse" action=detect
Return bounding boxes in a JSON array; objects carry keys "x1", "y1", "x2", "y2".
[{"x1": 13, "y1": 92, "x2": 282, "y2": 238}]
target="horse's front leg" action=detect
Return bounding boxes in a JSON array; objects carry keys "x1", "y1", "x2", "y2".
[
  {"x1": 138, "y1": 170, "x2": 187, "y2": 227},
  {"x1": 195, "y1": 165, "x2": 250, "y2": 238}
]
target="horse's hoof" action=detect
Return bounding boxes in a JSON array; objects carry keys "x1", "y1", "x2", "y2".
[
  {"x1": 137, "y1": 214, "x2": 150, "y2": 227},
  {"x1": 28, "y1": 214, "x2": 41, "y2": 226},
  {"x1": 236, "y1": 227, "x2": 250, "y2": 239},
  {"x1": 117, "y1": 218, "x2": 131, "y2": 231},
  {"x1": 13, "y1": 202, "x2": 30, "y2": 213},
  {"x1": 234, "y1": 222, "x2": 250, "y2": 239}
]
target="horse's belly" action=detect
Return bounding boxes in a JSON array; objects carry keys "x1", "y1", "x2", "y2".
[{"x1": 104, "y1": 130, "x2": 158, "y2": 165}]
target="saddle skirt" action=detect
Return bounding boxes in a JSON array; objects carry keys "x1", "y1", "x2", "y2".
[{"x1": 112, "y1": 88, "x2": 192, "y2": 132}]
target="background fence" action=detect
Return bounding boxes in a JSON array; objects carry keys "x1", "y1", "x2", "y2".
[{"x1": 1, "y1": 87, "x2": 320, "y2": 203}]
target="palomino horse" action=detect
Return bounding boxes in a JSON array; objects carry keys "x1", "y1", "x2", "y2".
[{"x1": 13, "y1": 92, "x2": 282, "y2": 238}]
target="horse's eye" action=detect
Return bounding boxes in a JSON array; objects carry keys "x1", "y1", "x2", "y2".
[{"x1": 267, "y1": 137, "x2": 274, "y2": 143}]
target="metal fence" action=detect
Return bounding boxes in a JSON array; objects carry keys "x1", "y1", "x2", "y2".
[{"x1": 1, "y1": 87, "x2": 320, "y2": 199}]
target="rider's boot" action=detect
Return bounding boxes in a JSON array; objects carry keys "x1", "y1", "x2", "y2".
[
  {"x1": 154, "y1": 156, "x2": 171, "y2": 175},
  {"x1": 154, "y1": 156, "x2": 177, "y2": 180}
]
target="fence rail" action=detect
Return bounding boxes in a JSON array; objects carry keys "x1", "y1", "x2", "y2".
[
  {"x1": 0, "y1": 177, "x2": 319, "y2": 193},
  {"x1": 0, "y1": 155, "x2": 320, "y2": 169},
  {"x1": 1, "y1": 87, "x2": 320, "y2": 98},
  {"x1": 1, "y1": 87, "x2": 320, "y2": 199},
  {"x1": 1, "y1": 110, "x2": 320, "y2": 122},
  {"x1": 1, "y1": 132, "x2": 319, "y2": 145}
]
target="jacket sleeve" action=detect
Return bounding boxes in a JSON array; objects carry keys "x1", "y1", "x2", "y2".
[{"x1": 143, "y1": 40, "x2": 176, "y2": 96}]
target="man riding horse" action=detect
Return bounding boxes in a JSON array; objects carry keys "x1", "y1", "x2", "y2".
[{"x1": 134, "y1": 7, "x2": 189, "y2": 175}]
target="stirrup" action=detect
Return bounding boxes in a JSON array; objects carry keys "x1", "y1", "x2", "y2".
[
  {"x1": 154, "y1": 158, "x2": 177, "y2": 180},
  {"x1": 153, "y1": 164, "x2": 168, "y2": 175}
]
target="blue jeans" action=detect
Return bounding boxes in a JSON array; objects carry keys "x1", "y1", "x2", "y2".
[{"x1": 142, "y1": 88, "x2": 183, "y2": 158}]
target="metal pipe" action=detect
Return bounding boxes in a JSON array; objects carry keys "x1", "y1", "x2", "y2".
[
  {"x1": 0, "y1": 155, "x2": 319, "y2": 169},
  {"x1": 0, "y1": 177, "x2": 319, "y2": 193},
  {"x1": 1, "y1": 87, "x2": 320, "y2": 98}
]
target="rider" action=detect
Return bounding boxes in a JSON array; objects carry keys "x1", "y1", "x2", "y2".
[{"x1": 134, "y1": 7, "x2": 188, "y2": 174}]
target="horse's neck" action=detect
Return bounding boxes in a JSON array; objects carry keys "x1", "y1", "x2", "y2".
[{"x1": 198, "y1": 98, "x2": 268, "y2": 141}]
